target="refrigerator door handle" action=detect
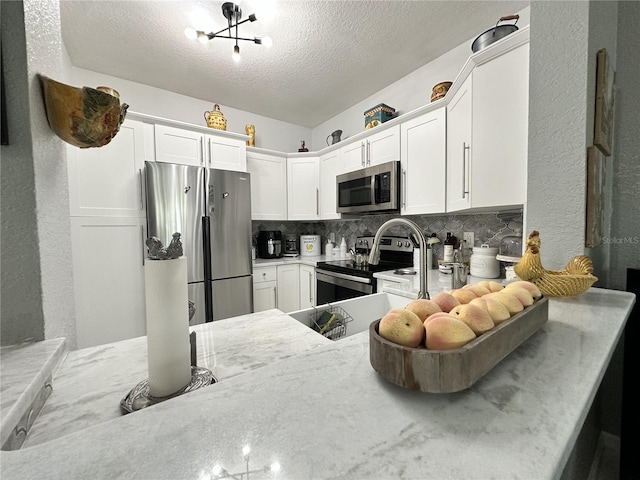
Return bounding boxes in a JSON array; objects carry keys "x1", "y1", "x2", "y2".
[{"x1": 208, "y1": 184, "x2": 214, "y2": 213}]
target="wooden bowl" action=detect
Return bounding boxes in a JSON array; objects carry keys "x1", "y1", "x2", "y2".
[
  {"x1": 369, "y1": 297, "x2": 549, "y2": 393},
  {"x1": 39, "y1": 75, "x2": 128, "y2": 148}
]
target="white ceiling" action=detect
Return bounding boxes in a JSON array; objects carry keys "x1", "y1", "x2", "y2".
[{"x1": 60, "y1": 0, "x2": 528, "y2": 128}]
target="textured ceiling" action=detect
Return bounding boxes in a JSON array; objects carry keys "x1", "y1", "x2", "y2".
[{"x1": 60, "y1": 0, "x2": 528, "y2": 128}]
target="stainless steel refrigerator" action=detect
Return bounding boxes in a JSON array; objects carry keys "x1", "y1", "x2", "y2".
[{"x1": 145, "y1": 161, "x2": 253, "y2": 324}]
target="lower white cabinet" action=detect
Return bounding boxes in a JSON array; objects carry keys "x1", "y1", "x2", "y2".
[
  {"x1": 276, "y1": 264, "x2": 300, "y2": 313},
  {"x1": 71, "y1": 216, "x2": 147, "y2": 349},
  {"x1": 299, "y1": 264, "x2": 316, "y2": 309},
  {"x1": 252, "y1": 266, "x2": 278, "y2": 312},
  {"x1": 246, "y1": 151, "x2": 287, "y2": 220}
]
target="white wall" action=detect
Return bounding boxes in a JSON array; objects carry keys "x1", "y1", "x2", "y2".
[
  {"x1": 526, "y1": 1, "x2": 591, "y2": 269},
  {"x1": 1, "y1": 0, "x2": 76, "y2": 347},
  {"x1": 311, "y1": 7, "x2": 530, "y2": 148},
  {"x1": 71, "y1": 67, "x2": 311, "y2": 153}
]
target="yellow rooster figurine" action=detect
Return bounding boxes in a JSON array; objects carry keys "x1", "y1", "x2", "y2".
[{"x1": 514, "y1": 231, "x2": 598, "y2": 297}]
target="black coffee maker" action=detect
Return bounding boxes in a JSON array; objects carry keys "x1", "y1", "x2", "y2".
[{"x1": 257, "y1": 231, "x2": 283, "y2": 259}]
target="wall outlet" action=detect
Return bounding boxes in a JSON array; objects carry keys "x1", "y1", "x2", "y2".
[{"x1": 463, "y1": 232, "x2": 475, "y2": 247}]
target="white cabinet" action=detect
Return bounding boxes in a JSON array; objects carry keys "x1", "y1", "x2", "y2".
[
  {"x1": 287, "y1": 156, "x2": 320, "y2": 220},
  {"x1": 446, "y1": 74, "x2": 473, "y2": 212},
  {"x1": 276, "y1": 264, "x2": 300, "y2": 313},
  {"x1": 205, "y1": 134, "x2": 247, "y2": 172},
  {"x1": 470, "y1": 42, "x2": 529, "y2": 209},
  {"x1": 155, "y1": 124, "x2": 246, "y2": 171},
  {"x1": 155, "y1": 124, "x2": 205, "y2": 166},
  {"x1": 447, "y1": 41, "x2": 529, "y2": 212},
  {"x1": 400, "y1": 109, "x2": 446, "y2": 215},
  {"x1": 246, "y1": 151, "x2": 287, "y2": 220},
  {"x1": 67, "y1": 119, "x2": 150, "y2": 217},
  {"x1": 252, "y1": 265, "x2": 278, "y2": 312},
  {"x1": 340, "y1": 125, "x2": 400, "y2": 173},
  {"x1": 319, "y1": 150, "x2": 341, "y2": 220},
  {"x1": 70, "y1": 216, "x2": 147, "y2": 349},
  {"x1": 299, "y1": 264, "x2": 316, "y2": 309}
]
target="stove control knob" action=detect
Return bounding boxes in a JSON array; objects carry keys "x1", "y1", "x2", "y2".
[
  {"x1": 396, "y1": 241, "x2": 402, "y2": 247},
  {"x1": 405, "y1": 241, "x2": 411, "y2": 247}
]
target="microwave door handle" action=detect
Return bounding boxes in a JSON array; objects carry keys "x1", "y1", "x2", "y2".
[{"x1": 373, "y1": 174, "x2": 379, "y2": 206}]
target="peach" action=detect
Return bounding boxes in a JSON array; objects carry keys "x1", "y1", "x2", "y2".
[
  {"x1": 449, "y1": 288, "x2": 478, "y2": 305},
  {"x1": 469, "y1": 296, "x2": 511, "y2": 325},
  {"x1": 503, "y1": 286, "x2": 534, "y2": 307},
  {"x1": 462, "y1": 284, "x2": 491, "y2": 297},
  {"x1": 449, "y1": 303, "x2": 494, "y2": 335},
  {"x1": 424, "y1": 311, "x2": 456, "y2": 325},
  {"x1": 424, "y1": 316, "x2": 476, "y2": 350},
  {"x1": 431, "y1": 292, "x2": 461, "y2": 313},
  {"x1": 505, "y1": 280, "x2": 542, "y2": 300},
  {"x1": 405, "y1": 299, "x2": 442, "y2": 322},
  {"x1": 485, "y1": 291, "x2": 523, "y2": 315},
  {"x1": 379, "y1": 308, "x2": 424, "y2": 348}
]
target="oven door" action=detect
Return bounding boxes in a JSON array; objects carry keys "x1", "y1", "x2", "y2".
[{"x1": 316, "y1": 269, "x2": 375, "y2": 305}]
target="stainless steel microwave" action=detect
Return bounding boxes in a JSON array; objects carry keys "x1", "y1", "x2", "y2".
[{"x1": 336, "y1": 160, "x2": 400, "y2": 214}]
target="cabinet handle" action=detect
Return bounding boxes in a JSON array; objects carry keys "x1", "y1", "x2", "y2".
[
  {"x1": 274, "y1": 286, "x2": 278, "y2": 308},
  {"x1": 316, "y1": 188, "x2": 319, "y2": 216},
  {"x1": 402, "y1": 169, "x2": 407, "y2": 208},
  {"x1": 138, "y1": 168, "x2": 144, "y2": 211},
  {"x1": 366, "y1": 140, "x2": 371, "y2": 166},
  {"x1": 208, "y1": 138, "x2": 212, "y2": 165},
  {"x1": 200, "y1": 137, "x2": 204, "y2": 165},
  {"x1": 141, "y1": 225, "x2": 146, "y2": 266},
  {"x1": 308, "y1": 272, "x2": 313, "y2": 303},
  {"x1": 361, "y1": 142, "x2": 365, "y2": 167},
  {"x1": 462, "y1": 142, "x2": 470, "y2": 198}
]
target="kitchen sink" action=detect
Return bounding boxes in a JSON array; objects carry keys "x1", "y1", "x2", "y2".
[{"x1": 288, "y1": 293, "x2": 409, "y2": 339}]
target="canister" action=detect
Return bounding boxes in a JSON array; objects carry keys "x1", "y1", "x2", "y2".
[
  {"x1": 470, "y1": 244, "x2": 500, "y2": 278},
  {"x1": 300, "y1": 235, "x2": 321, "y2": 256}
]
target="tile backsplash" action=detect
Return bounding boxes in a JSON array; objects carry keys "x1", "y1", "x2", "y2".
[{"x1": 252, "y1": 210, "x2": 524, "y2": 260}]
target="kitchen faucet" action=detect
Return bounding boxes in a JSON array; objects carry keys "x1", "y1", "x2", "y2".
[{"x1": 368, "y1": 218, "x2": 429, "y2": 299}]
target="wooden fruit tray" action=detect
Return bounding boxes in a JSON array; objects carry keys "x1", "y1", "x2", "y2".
[{"x1": 369, "y1": 296, "x2": 549, "y2": 393}]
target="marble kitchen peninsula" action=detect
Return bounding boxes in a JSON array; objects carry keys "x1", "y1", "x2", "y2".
[{"x1": 1, "y1": 289, "x2": 635, "y2": 480}]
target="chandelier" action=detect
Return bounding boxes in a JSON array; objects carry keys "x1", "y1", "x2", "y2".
[{"x1": 184, "y1": 2, "x2": 272, "y2": 63}]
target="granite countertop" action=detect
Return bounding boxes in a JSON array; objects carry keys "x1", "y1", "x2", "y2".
[{"x1": 1, "y1": 289, "x2": 635, "y2": 479}]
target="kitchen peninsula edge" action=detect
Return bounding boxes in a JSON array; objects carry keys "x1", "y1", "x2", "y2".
[{"x1": 1, "y1": 288, "x2": 635, "y2": 479}]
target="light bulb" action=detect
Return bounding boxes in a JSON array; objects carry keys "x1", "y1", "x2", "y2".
[
  {"x1": 211, "y1": 465, "x2": 222, "y2": 476},
  {"x1": 232, "y1": 45, "x2": 241, "y2": 63},
  {"x1": 261, "y1": 36, "x2": 273, "y2": 48},
  {"x1": 184, "y1": 27, "x2": 197, "y2": 40},
  {"x1": 198, "y1": 32, "x2": 209, "y2": 44},
  {"x1": 270, "y1": 461, "x2": 281, "y2": 472},
  {"x1": 242, "y1": 445, "x2": 251, "y2": 456}
]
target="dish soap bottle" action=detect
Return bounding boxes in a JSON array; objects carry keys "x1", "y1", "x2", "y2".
[
  {"x1": 443, "y1": 232, "x2": 457, "y2": 262},
  {"x1": 340, "y1": 237, "x2": 347, "y2": 259},
  {"x1": 325, "y1": 238, "x2": 334, "y2": 256}
]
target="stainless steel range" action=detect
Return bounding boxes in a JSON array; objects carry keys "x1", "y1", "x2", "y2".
[{"x1": 316, "y1": 235, "x2": 414, "y2": 304}]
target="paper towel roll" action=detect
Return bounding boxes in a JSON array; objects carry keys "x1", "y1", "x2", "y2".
[{"x1": 144, "y1": 257, "x2": 191, "y2": 398}]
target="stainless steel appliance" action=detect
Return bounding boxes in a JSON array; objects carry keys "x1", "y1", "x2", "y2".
[
  {"x1": 145, "y1": 161, "x2": 253, "y2": 325},
  {"x1": 283, "y1": 233, "x2": 298, "y2": 257},
  {"x1": 315, "y1": 235, "x2": 413, "y2": 304},
  {"x1": 257, "y1": 231, "x2": 282, "y2": 259},
  {"x1": 336, "y1": 160, "x2": 400, "y2": 214}
]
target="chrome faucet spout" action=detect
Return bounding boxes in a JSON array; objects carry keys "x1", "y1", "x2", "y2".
[{"x1": 368, "y1": 218, "x2": 429, "y2": 299}]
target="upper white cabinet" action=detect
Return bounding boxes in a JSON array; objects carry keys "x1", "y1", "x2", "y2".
[
  {"x1": 400, "y1": 109, "x2": 446, "y2": 215},
  {"x1": 246, "y1": 151, "x2": 287, "y2": 220},
  {"x1": 446, "y1": 75, "x2": 473, "y2": 212},
  {"x1": 319, "y1": 150, "x2": 341, "y2": 220},
  {"x1": 155, "y1": 124, "x2": 205, "y2": 166},
  {"x1": 67, "y1": 118, "x2": 150, "y2": 217},
  {"x1": 287, "y1": 156, "x2": 320, "y2": 220},
  {"x1": 340, "y1": 124, "x2": 400, "y2": 173},
  {"x1": 205, "y1": 134, "x2": 247, "y2": 172},
  {"x1": 447, "y1": 38, "x2": 529, "y2": 212},
  {"x1": 470, "y1": 42, "x2": 529, "y2": 209},
  {"x1": 155, "y1": 124, "x2": 247, "y2": 171}
]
